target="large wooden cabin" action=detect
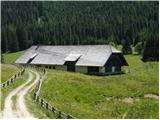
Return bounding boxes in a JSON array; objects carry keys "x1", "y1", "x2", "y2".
[{"x1": 15, "y1": 45, "x2": 128, "y2": 75}]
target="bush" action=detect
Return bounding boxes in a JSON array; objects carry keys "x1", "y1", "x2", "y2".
[
  {"x1": 122, "y1": 45, "x2": 132, "y2": 55},
  {"x1": 135, "y1": 42, "x2": 143, "y2": 55}
]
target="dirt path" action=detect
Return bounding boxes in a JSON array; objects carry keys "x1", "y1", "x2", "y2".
[
  {"x1": 16, "y1": 70, "x2": 40, "y2": 118},
  {"x1": 2, "y1": 70, "x2": 40, "y2": 118}
]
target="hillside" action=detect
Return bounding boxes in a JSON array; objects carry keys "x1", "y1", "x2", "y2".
[
  {"x1": 0, "y1": 1, "x2": 159, "y2": 118},
  {"x1": 0, "y1": 64, "x2": 55, "y2": 118},
  {"x1": 1, "y1": 1, "x2": 159, "y2": 61},
  {"x1": 38, "y1": 55, "x2": 159, "y2": 118},
  {"x1": 0, "y1": 51, "x2": 158, "y2": 118},
  {"x1": 2, "y1": 51, "x2": 23, "y2": 64},
  {"x1": 1, "y1": 64, "x2": 19, "y2": 83},
  {"x1": 1, "y1": 69, "x2": 28, "y2": 111}
]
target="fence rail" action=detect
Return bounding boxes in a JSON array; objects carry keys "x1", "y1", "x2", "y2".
[
  {"x1": 29, "y1": 65, "x2": 76, "y2": 119},
  {"x1": 33, "y1": 93, "x2": 75, "y2": 119},
  {"x1": 0, "y1": 65, "x2": 25, "y2": 89}
]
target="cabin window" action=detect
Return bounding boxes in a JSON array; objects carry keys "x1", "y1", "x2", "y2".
[
  {"x1": 112, "y1": 66, "x2": 115, "y2": 72},
  {"x1": 49, "y1": 66, "x2": 52, "y2": 69},
  {"x1": 115, "y1": 66, "x2": 121, "y2": 72},
  {"x1": 105, "y1": 66, "x2": 112, "y2": 72},
  {"x1": 88, "y1": 66, "x2": 99, "y2": 73}
]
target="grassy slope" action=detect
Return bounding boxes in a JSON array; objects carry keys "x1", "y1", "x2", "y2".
[
  {"x1": 0, "y1": 71, "x2": 28, "y2": 111},
  {"x1": 1, "y1": 52, "x2": 56, "y2": 118},
  {"x1": 3, "y1": 51, "x2": 23, "y2": 64},
  {"x1": 39, "y1": 55, "x2": 159, "y2": 119},
  {"x1": 1, "y1": 64, "x2": 20, "y2": 83},
  {"x1": 25, "y1": 69, "x2": 56, "y2": 119},
  {"x1": 25, "y1": 92, "x2": 57, "y2": 119}
]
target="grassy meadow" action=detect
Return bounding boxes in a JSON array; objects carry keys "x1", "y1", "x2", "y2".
[
  {"x1": 1, "y1": 64, "x2": 20, "y2": 83},
  {"x1": 3, "y1": 51, "x2": 23, "y2": 64},
  {"x1": 1, "y1": 51, "x2": 159, "y2": 118},
  {"x1": 39, "y1": 55, "x2": 159, "y2": 119},
  {"x1": 25, "y1": 92, "x2": 57, "y2": 119},
  {"x1": 0, "y1": 70, "x2": 28, "y2": 111}
]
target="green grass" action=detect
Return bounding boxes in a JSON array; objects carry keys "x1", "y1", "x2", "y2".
[
  {"x1": 0, "y1": 71, "x2": 28, "y2": 111},
  {"x1": 24, "y1": 69, "x2": 56, "y2": 119},
  {"x1": 1, "y1": 64, "x2": 20, "y2": 83},
  {"x1": 25, "y1": 92, "x2": 57, "y2": 119},
  {"x1": 3, "y1": 51, "x2": 23, "y2": 64},
  {"x1": 39, "y1": 55, "x2": 159, "y2": 119}
]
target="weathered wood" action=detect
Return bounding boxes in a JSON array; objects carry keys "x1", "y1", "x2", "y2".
[
  {"x1": 52, "y1": 107, "x2": 55, "y2": 112},
  {"x1": 67, "y1": 115, "x2": 72, "y2": 119},
  {"x1": 11, "y1": 78, "x2": 13, "y2": 83},
  {"x1": 7, "y1": 81, "x2": 10, "y2": 85},
  {"x1": 57, "y1": 111, "x2": 62, "y2": 119},
  {"x1": 41, "y1": 99, "x2": 44, "y2": 106},
  {"x1": 34, "y1": 93, "x2": 37, "y2": 100},
  {"x1": 46, "y1": 102, "x2": 49, "y2": 109},
  {"x1": 36, "y1": 96, "x2": 39, "y2": 102}
]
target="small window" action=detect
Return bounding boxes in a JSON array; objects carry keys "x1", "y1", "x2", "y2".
[
  {"x1": 49, "y1": 66, "x2": 52, "y2": 69},
  {"x1": 112, "y1": 66, "x2": 115, "y2": 72},
  {"x1": 88, "y1": 66, "x2": 99, "y2": 73},
  {"x1": 115, "y1": 66, "x2": 121, "y2": 72},
  {"x1": 105, "y1": 66, "x2": 112, "y2": 72},
  {"x1": 53, "y1": 66, "x2": 55, "y2": 69}
]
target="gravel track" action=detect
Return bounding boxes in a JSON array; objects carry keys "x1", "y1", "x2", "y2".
[{"x1": 1, "y1": 70, "x2": 40, "y2": 118}]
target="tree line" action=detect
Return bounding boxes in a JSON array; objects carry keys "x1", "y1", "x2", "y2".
[{"x1": 1, "y1": 1, "x2": 159, "y2": 61}]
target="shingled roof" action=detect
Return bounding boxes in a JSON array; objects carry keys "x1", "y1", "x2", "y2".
[{"x1": 15, "y1": 45, "x2": 124, "y2": 66}]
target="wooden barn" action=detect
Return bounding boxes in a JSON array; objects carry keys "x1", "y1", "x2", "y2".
[{"x1": 15, "y1": 45, "x2": 128, "y2": 75}]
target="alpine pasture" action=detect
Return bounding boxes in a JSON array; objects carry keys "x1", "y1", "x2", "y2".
[
  {"x1": 39, "y1": 55, "x2": 158, "y2": 118},
  {"x1": 1, "y1": 52, "x2": 159, "y2": 118},
  {"x1": 1, "y1": 64, "x2": 19, "y2": 83},
  {"x1": 1, "y1": 1, "x2": 158, "y2": 119}
]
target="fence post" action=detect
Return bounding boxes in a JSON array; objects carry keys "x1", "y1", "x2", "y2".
[
  {"x1": 34, "y1": 93, "x2": 37, "y2": 100},
  {"x1": 11, "y1": 78, "x2": 13, "y2": 83},
  {"x1": 36, "y1": 95, "x2": 39, "y2": 102},
  {"x1": 52, "y1": 107, "x2": 55, "y2": 112},
  {"x1": 46, "y1": 102, "x2": 48, "y2": 109},
  {"x1": 57, "y1": 111, "x2": 62, "y2": 119},
  {"x1": 67, "y1": 115, "x2": 72, "y2": 119},
  {"x1": 41, "y1": 99, "x2": 43, "y2": 106},
  {"x1": 22, "y1": 70, "x2": 24, "y2": 75},
  {"x1": 7, "y1": 81, "x2": 10, "y2": 86}
]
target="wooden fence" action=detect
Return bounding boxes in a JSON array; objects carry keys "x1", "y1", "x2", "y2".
[
  {"x1": 29, "y1": 65, "x2": 76, "y2": 119},
  {"x1": 0, "y1": 65, "x2": 25, "y2": 89},
  {"x1": 25, "y1": 65, "x2": 46, "y2": 75},
  {"x1": 33, "y1": 93, "x2": 75, "y2": 119}
]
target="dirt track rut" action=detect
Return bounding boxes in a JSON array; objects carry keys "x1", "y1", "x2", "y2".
[{"x1": 1, "y1": 70, "x2": 40, "y2": 118}]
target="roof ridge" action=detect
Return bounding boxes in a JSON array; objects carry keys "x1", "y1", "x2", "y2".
[{"x1": 31, "y1": 45, "x2": 111, "y2": 47}]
